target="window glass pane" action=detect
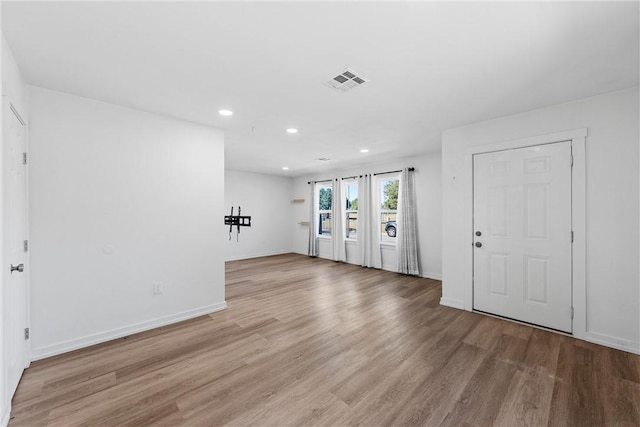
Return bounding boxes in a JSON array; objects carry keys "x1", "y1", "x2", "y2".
[
  {"x1": 380, "y1": 179, "x2": 399, "y2": 210},
  {"x1": 378, "y1": 178, "x2": 398, "y2": 243},
  {"x1": 346, "y1": 212, "x2": 358, "y2": 239},
  {"x1": 319, "y1": 213, "x2": 332, "y2": 236},
  {"x1": 319, "y1": 186, "x2": 332, "y2": 210},
  {"x1": 345, "y1": 182, "x2": 358, "y2": 210},
  {"x1": 380, "y1": 211, "x2": 397, "y2": 242}
]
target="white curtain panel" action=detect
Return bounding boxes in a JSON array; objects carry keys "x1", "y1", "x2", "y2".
[
  {"x1": 308, "y1": 182, "x2": 318, "y2": 257},
  {"x1": 358, "y1": 174, "x2": 382, "y2": 268},
  {"x1": 396, "y1": 168, "x2": 420, "y2": 275},
  {"x1": 332, "y1": 178, "x2": 346, "y2": 262}
]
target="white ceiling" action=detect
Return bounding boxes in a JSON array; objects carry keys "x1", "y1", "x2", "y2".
[{"x1": 2, "y1": 1, "x2": 638, "y2": 176}]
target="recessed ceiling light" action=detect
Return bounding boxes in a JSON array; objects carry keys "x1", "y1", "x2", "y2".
[
  {"x1": 360, "y1": 148, "x2": 369, "y2": 153},
  {"x1": 286, "y1": 128, "x2": 298, "y2": 134},
  {"x1": 317, "y1": 157, "x2": 331, "y2": 162},
  {"x1": 218, "y1": 109, "x2": 233, "y2": 116},
  {"x1": 282, "y1": 166, "x2": 289, "y2": 170}
]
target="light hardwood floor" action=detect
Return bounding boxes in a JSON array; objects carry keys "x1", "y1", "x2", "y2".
[{"x1": 9, "y1": 253, "x2": 640, "y2": 426}]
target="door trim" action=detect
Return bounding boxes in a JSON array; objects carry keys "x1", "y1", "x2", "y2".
[
  {"x1": 3, "y1": 99, "x2": 31, "y2": 370},
  {"x1": 12, "y1": 101, "x2": 31, "y2": 369},
  {"x1": 462, "y1": 128, "x2": 587, "y2": 340}
]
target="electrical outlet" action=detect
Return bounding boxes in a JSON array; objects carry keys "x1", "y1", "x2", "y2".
[{"x1": 152, "y1": 282, "x2": 163, "y2": 295}]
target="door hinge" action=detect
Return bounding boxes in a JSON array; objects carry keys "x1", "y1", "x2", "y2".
[
  {"x1": 570, "y1": 153, "x2": 574, "y2": 167},
  {"x1": 571, "y1": 231, "x2": 574, "y2": 243},
  {"x1": 24, "y1": 328, "x2": 30, "y2": 340},
  {"x1": 22, "y1": 152, "x2": 27, "y2": 165},
  {"x1": 23, "y1": 240, "x2": 28, "y2": 252},
  {"x1": 570, "y1": 307, "x2": 574, "y2": 319}
]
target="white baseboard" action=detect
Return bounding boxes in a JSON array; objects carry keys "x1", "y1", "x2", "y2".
[
  {"x1": 31, "y1": 302, "x2": 227, "y2": 361},
  {"x1": 422, "y1": 272, "x2": 442, "y2": 281},
  {"x1": 1, "y1": 403, "x2": 10, "y2": 427},
  {"x1": 439, "y1": 297, "x2": 465, "y2": 310},
  {"x1": 300, "y1": 255, "x2": 442, "y2": 281},
  {"x1": 225, "y1": 250, "x2": 293, "y2": 262},
  {"x1": 583, "y1": 331, "x2": 640, "y2": 355}
]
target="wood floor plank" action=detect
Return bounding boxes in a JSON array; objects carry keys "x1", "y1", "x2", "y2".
[
  {"x1": 493, "y1": 369, "x2": 555, "y2": 427},
  {"x1": 388, "y1": 341, "x2": 488, "y2": 426},
  {"x1": 12, "y1": 373, "x2": 117, "y2": 418},
  {"x1": 8, "y1": 253, "x2": 640, "y2": 427},
  {"x1": 602, "y1": 375, "x2": 640, "y2": 426},
  {"x1": 224, "y1": 349, "x2": 368, "y2": 426},
  {"x1": 490, "y1": 329, "x2": 562, "y2": 426},
  {"x1": 440, "y1": 334, "x2": 530, "y2": 426}
]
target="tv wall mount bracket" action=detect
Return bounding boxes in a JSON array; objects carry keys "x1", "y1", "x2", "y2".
[{"x1": 224, "y1": 206, "x2": 252, "y2": 241}]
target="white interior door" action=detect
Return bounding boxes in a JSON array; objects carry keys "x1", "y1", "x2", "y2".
[
  {"x1": 473, "y1": 142, "x2": 572, "y2": 333},
  {"x1": 4, "y1": 103, "x2": 28, "y2": 399}
]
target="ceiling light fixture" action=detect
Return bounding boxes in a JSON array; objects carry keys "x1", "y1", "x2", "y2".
[
  {"x1": 286, "y1": 128, "x2": 298, "y2": 134},
  {"x1": 282, "y1": 166, "x2": 289, "y2": 170},
  {"x1": 360, "y1": 149, "x2": 369, "y2": 153},
  {"x1": 218, "y1": 109, "x2": 233, "y2": 116}
]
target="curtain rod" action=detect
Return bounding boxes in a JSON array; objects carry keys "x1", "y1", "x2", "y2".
[
  {"x1": 308, "y1": 168, "x2": 414, "y2": 183},
  {"x1": 373, "y1": 167, "x2": 414, "y2": 176}
]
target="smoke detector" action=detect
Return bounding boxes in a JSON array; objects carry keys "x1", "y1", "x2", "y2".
[{"x1": 323, "y1": 68, "x2": 369, "y2": 93}]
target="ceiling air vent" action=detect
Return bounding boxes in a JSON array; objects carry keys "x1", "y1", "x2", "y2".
[{"x1": 323, "y1": 68, "x2": 369, "y2": 93}]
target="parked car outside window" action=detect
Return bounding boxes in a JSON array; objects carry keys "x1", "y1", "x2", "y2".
[{"x1": 385, "y1": 221, "x2": 396, "y2": 237}]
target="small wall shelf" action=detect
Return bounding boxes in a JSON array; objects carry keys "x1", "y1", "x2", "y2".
[
  {"x1": 291, "y1": 199, "x2": 305, "y2": 204},
  {"x1": 298, "y1": 221, "x2": 310, "y2": 226}
]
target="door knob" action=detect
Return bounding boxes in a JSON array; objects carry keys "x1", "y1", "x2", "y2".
[
  {"x1": 10, "y1": 264, "x2": 24, "y2": 273},
  {"x1": 475, "y1": 242, "x2": 482, "y2": 248}
]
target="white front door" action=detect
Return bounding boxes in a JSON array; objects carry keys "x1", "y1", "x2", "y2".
[
  {"x1": 473, "y1": 141, "x2": 572, "y2": 333},
  {"x1": 4, "y1": 103, "x2": 28, "y2": 398}
]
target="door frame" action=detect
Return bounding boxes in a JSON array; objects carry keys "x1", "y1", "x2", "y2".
[
  {"x1": 462, "y1": 128, "x2": 586, "y2": 340},
  {"x1": 8, "y1": 101, "x2": 31, "y2": 370},
  {"x1": 2, "y1": 98, "x2": 31, "y2": 397}
]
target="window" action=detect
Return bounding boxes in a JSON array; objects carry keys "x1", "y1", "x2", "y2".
[
  {"x1": 344, "y1": 180, "x2": 358, "y2": 239},
  {"x1": 378, "y1": 176, "x2": 399, "y2": 243},
  {"x1": 317, "y1": 183, "x2": 332, "y2": 237}
]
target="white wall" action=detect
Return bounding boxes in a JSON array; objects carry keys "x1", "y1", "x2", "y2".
[
  {"x1": 1, "y1": 35, "x2": 29, "y2": 427},
  {"x1": 417, "y1": 154, "x2": 443, "y2": 279},
  {"x1": 224, "y1": 169, "x2": 293, "y2": 261},
  {"x1": 291, "y1": 153, "x2": 442, "y2": 279},
  {"x1": 1, "y1": 39, "x2": 27, "y2": 118},
  {"x1": 28, "y1": 86, "x2": 226, "y2": 360},
  {"x1": 442, "y1": 87, "x2": 640, "y2": 354}
]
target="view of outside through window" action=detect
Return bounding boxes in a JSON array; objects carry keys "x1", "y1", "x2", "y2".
[
  {"x1": 316, "y1": 179, "x2": 396, "y2": 241},
  {"x1": 318, "y1": 184, "x2": 332, "y2": 236},
  {"x1": 379, "y1": 178, "x2": 398, "y2": 243},
  {"x1": 345, "y1": 181, "x2": 358, "y2": 239}
]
